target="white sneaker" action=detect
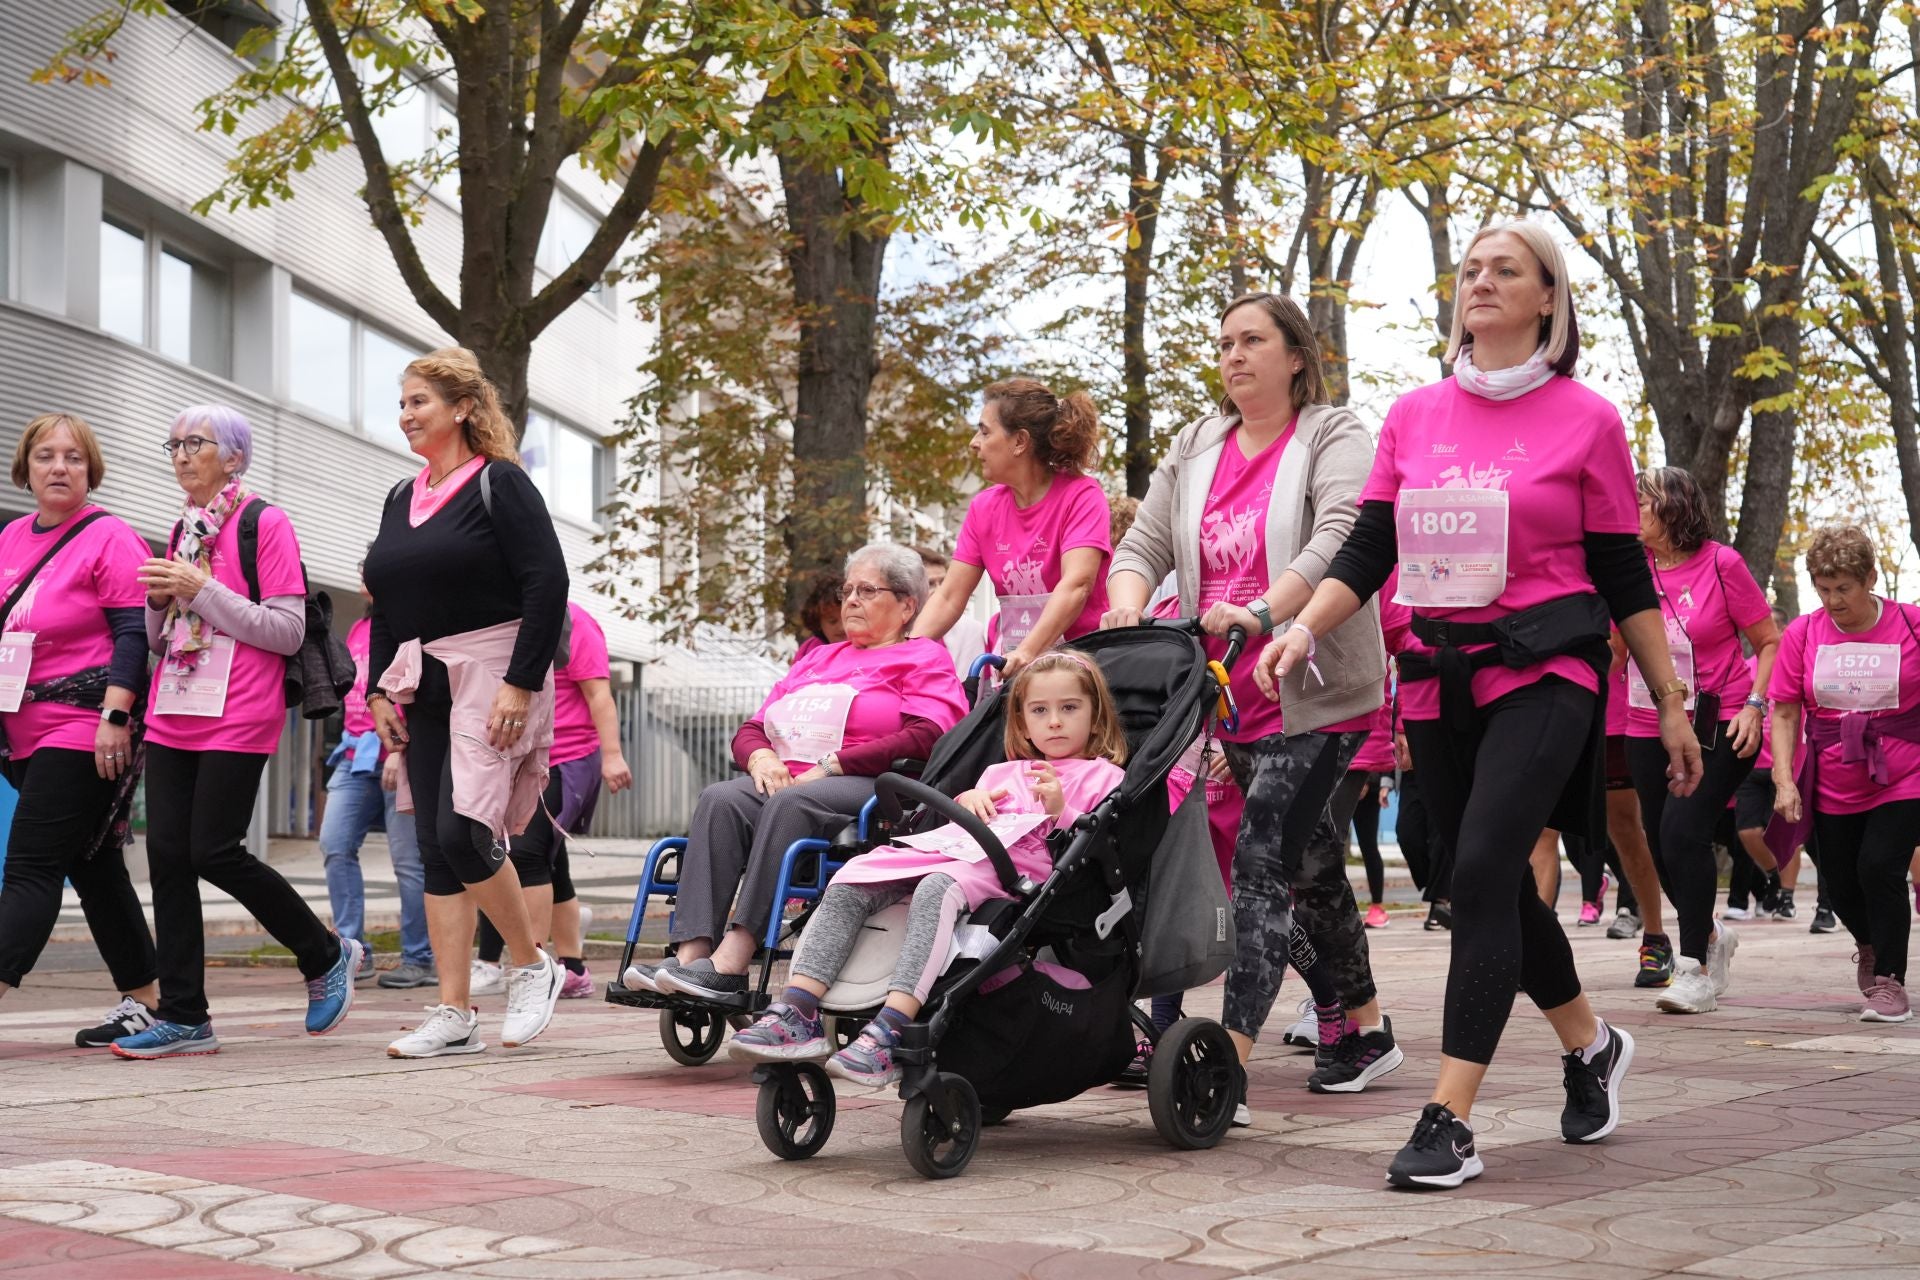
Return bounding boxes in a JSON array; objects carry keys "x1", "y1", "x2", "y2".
[
  {"x1": 1722, "y1": 905, "x2": 1754, "y2": 921},
  {"x1": 387, "y1": 1005, "x2": 487, "y2": 1058},
  {"x1": 621, "y1": 962, "x2": 663, "y2": 993},
  {"x1": 1708, "y1": 921, "x2": 1738, "y2": 997},
  {"x1": 470, "y1": 959, "x2": 505, "y2": 996},
  {"x1": 1656, "y1": 957, "x2": 1717, "y2": 1013},
  {"x1": 1280, "y1": 995, "x2": 1318, "y2": 1050},
  {"x1": 501, "y1": 949, "x2": 562, "y2": 1048}
]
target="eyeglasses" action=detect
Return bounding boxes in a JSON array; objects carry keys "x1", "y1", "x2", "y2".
[
  {"x1": 162, "y1": 435, "x2": 215, "y2": 459},
  {"x1": 840, "y1": 582, "x2": 904, "y2": 604}
]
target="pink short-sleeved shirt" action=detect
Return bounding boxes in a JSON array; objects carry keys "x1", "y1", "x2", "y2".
[
  {"x1": 953, "y1": 473, "x2": 1112, "y2": 648},
  {"x1": 1198, "y1": 426, "x2": 1292, "y2": 743},
  {"x1": 551, "y1": 604, "x2": 611, "y2": 765},
  {"x1": 1362, "y1": 377, "x2": 1640, "y2": 722},
  {"x1": 757, "y1": 637, "x2": 968, "y2": 776},
  {"x1": 1769, "y1": 601, "x2": 1920, "y2": 814},
  {"x1": 1626, "y1": 541, "x2": 1772, "y2": 737},
  {"x1": 145, "y1": 502, "x2": 306, "y2": 755},
  {"x1": 1348, "y1": 679, "x2": 1397, "y2": 773},
  {"x1": 0, "y1": 507, "x2": 149, "y2": 759}
]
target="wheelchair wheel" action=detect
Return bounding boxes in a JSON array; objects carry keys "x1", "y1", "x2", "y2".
[
  {"x1": 901, "y1": 1073, "x2": 981, "y2": 1179},
  {"x1": 756, "y1": 1064, "x2": 836, "y2": 1160},
  {"x1": 659, "y1": 1008, "x2": 727, "y2": 1066},
  {"x1": 1147, "y1": 1017, "x2": 1237, "y2": 1150}
]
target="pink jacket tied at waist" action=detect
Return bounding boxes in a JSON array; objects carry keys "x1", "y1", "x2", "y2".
[{"x1": 379, "y1": 620, "x2": 556, "y2": 847}]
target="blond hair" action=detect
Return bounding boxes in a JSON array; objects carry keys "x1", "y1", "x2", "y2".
[
  {"x1": 403, "y1": 347, "x2": 521, "y2": 464},
  {"x1": 1445, "y1": 220, "x2": 1580, "y2": 376},
  {"x1": 12, "y1": 412, "x2": 106, "y2": 490},
  {"x1": 1002, "y1": 651, "x2": 1129, "y2": 765}
]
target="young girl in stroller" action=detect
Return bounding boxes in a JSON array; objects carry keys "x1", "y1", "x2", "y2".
[{"x1": 726, "y1": 651, "x2": 1129, "y2": 1086}]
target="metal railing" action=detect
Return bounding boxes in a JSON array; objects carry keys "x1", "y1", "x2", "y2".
[{"x1": 588, "y1": 668, "x2": 773, "y2": 838}]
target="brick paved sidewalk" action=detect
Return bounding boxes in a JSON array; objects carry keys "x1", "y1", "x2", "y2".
[{"x1": 2, "y1": 908, "x2": 1917, "y2": 1278}]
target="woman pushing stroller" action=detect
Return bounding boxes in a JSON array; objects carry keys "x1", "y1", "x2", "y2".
[{"x1": 726, "y1": 651, "x2": 1128, "y2": 1086}]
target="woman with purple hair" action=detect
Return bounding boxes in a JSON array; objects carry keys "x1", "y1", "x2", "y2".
[{"x1": 111, "y1": 404, "x2": 360, "y2": 1058}]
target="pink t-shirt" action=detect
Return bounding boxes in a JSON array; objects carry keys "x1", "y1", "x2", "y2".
[
  {"x1": 145, "y1": 502, "x2": 306, "y2": 754},
  {"x1": 0, "y1": 507, "x2": 149, "y2": 758},
  {"x1": 1197, "y1": 426, "x2": 1293, "y2": 742},
  {"x1": 343, "y1": 616, "x2": 376, "y2": 737},
  {"x1": 756, "y1": 637, "x2": 968, "y2": 776},
  {"x1": 1362, "y1": 376, "x2": 1640, "y2": 722},
  {"x1": 1605, "y1": 663, "x2": 1629, "y2": 736},
  {"x1": 1769, "y1": 601, "x2": 1920, "y2": 814},
  {"x1": 1626, "y1": 541, "x2": 1772, "y2": 737},
  {"x1": 551, "y1": 603, "x2": 611, "y2": 765},
  {"x1": 953, "y1": 472, "x2": 1111, "y2": 649},
  {"x1": 1348, "y1": 678, "x2": 1397, "y2": 772}
]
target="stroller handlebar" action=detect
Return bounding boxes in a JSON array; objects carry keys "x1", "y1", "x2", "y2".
[
  {"x1": 1143, "y1": 617, "x2": 1249, "y2": 671},
  {"x1": 872, "y1": 772, "x2": 1027, "y2": 897},
  {"x1": 967, "y1": 653, "x2": 1006, "y2": 680}
]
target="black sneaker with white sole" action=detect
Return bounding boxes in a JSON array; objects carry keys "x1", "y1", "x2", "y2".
[
  {"x1": 75, "y1": 997, "x2": 156, "y2": 1048},
  {"x1": 1308, "y1": 1017, "x2": 1406, "y2": 1094},
  {"x1": 1387, "y1": 1102, "x2": 1482, "y2": 1190},
  {"x1": 1561, "y1": 1022, "x2": 1635, "y2": 1143},
  {"x1": 1810, "y1": 906, "x2": 1838, "y2": 934}
]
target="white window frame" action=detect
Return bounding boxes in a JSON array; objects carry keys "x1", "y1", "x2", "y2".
[
  {"x1": 0, "y1": 157, "x2": 15, "y2": 302},
  {"x1": 100, "y1": 207, "x2": 234, "y2": 377},
  {"x1": 287, "y1": 281, "x2": 433, "y2": 454},
  {"x1": 536, "y1": 188, "x2": 617, "y2": 313},
  {"x1": 524, "y1": 404, "x2": 611, "y2": 529}
]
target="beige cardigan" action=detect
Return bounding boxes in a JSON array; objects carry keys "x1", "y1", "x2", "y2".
[{"x1": 1109, "y1": 403, "x2": 1386, "y2": 735}]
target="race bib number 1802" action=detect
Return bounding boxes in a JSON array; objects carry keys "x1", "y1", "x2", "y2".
[{"x1": 1393, "y1": 489, "x2": 1510, "y2": 609}]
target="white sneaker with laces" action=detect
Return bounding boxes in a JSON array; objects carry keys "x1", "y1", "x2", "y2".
[
  {"x1": 502, "y1": 949, "x2": 562, "y2": 1048},
  {"x1": 387, "y1": 1005, "x2": 486, "y2": 1058},
  {"x1": 1280, "y1": 995, "x2": 1318, "y2": 1049},
  {"x1": 1707, "y1": 921, "x2": 1738, "y2": 997},
  {"x1": 470, "y1": 959, "x2": 505, "y2": 996},
  {"x1": 1655, "y1": 957, "x2": 1717, "y2": 1013},
  {"x1": 1721, "y1": 905, "x2": 1754, "y2": 921}
]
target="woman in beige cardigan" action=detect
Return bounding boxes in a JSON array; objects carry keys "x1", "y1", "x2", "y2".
[{"x1": 1105, "y1": 293, "x2": 1392, "y2": 1124}]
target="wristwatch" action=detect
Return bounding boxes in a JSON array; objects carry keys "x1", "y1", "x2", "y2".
[
  {"x1": 1652, "y1": 678, "x2": 1689, "y2": 705},
  {"x1": 100, "y1": 707, "x2": 130, "y2": 727},
  {"x1": 1247, "y1": 599, "x2": 1274, "y2": 634}
]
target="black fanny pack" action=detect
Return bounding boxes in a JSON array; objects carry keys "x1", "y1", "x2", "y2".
[{"x1": 1401, "y1": 593, "x2": 1612, "y2": 731}]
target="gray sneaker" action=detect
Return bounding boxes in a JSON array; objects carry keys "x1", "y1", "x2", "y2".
[
  {"x1": 1606, "y1": 908, "x2": 1641, "y2": 940},
  {"x1": 653, "y1": 958, "x2": 748, "y2": 1001},
  {"x1": 377, "y1": 963, "x2": 438, "y2": 989}
]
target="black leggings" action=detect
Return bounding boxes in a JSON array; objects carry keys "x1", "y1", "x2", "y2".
[
  {"x1": 1628, "y1": 732, "x2": 1756, "y2": 963},
  {"x1": 1813, "y1": 799, "x2": 1920, "y2": 983},
  {"x1": 1564, "y1": 831, "x2": 1633, "y2": 911},
  {"x1": 478, "y1": 769, "x2": 572, "y2": 963},
  {"x1": 1394, "y1": 769, "x2": 1452, "y2": 901},
  {"x1": 1405, "y1": 678, "x2": 1591, "y2": 1065},
  {"x1": 405, "y1": 703, "x2": 512, "y2": 896},
  {"x1": 145, "y1": 745, "x2": 339, "y2": 1026},
  {"x1": 0, "y1": 748, "x2": 156, "y2": 992},
  {"x1": 1338, "y1": 770, "x2": 1386, "y2": 904}
]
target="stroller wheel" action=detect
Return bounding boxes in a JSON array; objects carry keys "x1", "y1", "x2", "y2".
[
  {"x1": 756, "y1": 1063, "x2": 836, "y2": 1160},
  {"x1": 1148, "y1": 1017, "x2": 1237, "y2": 1150},
  {"x1": 659, "y1": 1008, "x2": 727, "y2": 1066},
  {"x1": 901, "y1": 1073, "x2": 981, "y2": 1179}
]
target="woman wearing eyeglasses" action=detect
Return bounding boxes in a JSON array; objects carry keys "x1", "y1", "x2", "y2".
[
  {"x1": 111, "y1": 405, "x2": 360, "y2": 1058},
  {"x1": 624, "y1": 543, "x2": 968, "y2": 1001}
]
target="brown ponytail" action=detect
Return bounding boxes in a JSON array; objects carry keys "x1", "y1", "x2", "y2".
[{"x1": 983, "y1": 379, "x2": 1102, "y2": 475}]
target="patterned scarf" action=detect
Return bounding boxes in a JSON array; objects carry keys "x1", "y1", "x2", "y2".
[
  {"x1": 161, "y1": 480, "x2": 251, "y2": 659},
  {"x1": 1453, "y1": 343, "x2": 1556, "y2": 401}
]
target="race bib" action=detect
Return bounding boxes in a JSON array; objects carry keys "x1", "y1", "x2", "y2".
[
  {"x1": 996, "y1": 594, "x2": 1050, "y2": 656},
  {"x1": 1628, "y1": 630, "x2": 1696, "y2": 712},
  {"x1": 0, "y1": 631, "x2": 33, "y2": 714},
  {"x1": 895, "y1": 812, "x2": 1048, "y2": 863},
  {"x1": 1393, "y1": 489, "x2": 1510, "y2": 608},
  {"x1": 763, "y1": 681, "x2": 856, "y2": 764},
  {"x1": 153, "y1": 637, "x2": 237, "y2": 718},
  {"x1": 1813, "y1": 643, "x2": 1902, "y2": 713}
]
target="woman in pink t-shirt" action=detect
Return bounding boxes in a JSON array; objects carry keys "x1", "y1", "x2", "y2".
[
  {"x1": 1271, "y1": 221, "x2": 1703, "y2": 1189},
  {"x1": 1106, "y1": 293, "x2": 1393, "y2": 1113},
  {"x1": 632, "y1": 544, "x2": 968, "y2": 1002},
  {"x1": 1626, "y1": 466, "x2": 1778, "y2": 1015},
  {"x1": 0, "y1": 413, "x2": 159, "y2": 1049},
  {"x1": 1771, "y1": 525, "x2": 1920, "y2": 1023},
  {"x1": 114, "y1": 405, "x2": 360, "y2": 1059},
  {"x1": 914, "y1": 379, "x2": 1111, "y2": 678}
]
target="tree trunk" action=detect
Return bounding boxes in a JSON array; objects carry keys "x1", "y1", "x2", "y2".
[
  {"x1": 1218, "y1": 129, "x2": 1248, "y2": 299},
  {"x1": 1730, "y1": 306, "x2": 1801, "y2": 595},
  {"x1": 1121, "y1": 136, "x2": 1165, "y2": 498},
  {"x1": 463, "y1": 322, "x2": 533, "y2": 437}
]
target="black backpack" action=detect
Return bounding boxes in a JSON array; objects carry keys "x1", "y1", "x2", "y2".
[{"x1": 169, "y1": 500, "x2": 356, "y2": 720}]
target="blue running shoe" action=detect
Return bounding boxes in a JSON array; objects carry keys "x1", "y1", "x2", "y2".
[
  {"x1": 306, "y1": 937, "x2": 364, "y2": 1035},
  {"x1": 727, "y1": 1002, "x2": 828, "y2": 1063},
  {"x1": 825, "y1": 1018, "x2": 903, "y2": 1087},
  {"x1": 111, "y1": 1020, "x2": 220, "y2": 1059}
]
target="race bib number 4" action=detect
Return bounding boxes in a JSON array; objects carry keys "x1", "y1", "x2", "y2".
[
  {"x1": 1393, "y1": 489, "x2": 1510, "y2": 609},
  {"x1": 1813, "y1": 643, "x2": 1901, "y2": 713},
  {"x1": 996, "y1": 594, "x2": 1050, "y2": 656},
  {"x1": 764, "y1": 681, "x2": 856, "y2": 765}
]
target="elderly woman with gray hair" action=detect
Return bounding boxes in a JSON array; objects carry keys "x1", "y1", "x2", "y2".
[{"x1": 631, "y1": 543, "x2": 969, "y2": 1001}]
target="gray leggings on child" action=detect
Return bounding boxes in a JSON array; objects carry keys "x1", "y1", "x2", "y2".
[{"x1": 791, "y1": 873, "x2": 966, "y2": 1003}]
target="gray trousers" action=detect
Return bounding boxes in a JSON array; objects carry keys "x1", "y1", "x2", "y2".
[
  {"x1": 792, "y1": 873, "x2": 964, "y2": 1002},
  {"x1": 671, "y1": 774, "x2": 876, "y2": 946}
]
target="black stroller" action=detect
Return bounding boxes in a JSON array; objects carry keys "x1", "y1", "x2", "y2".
[{"x1": 749, "y1": 620, "x2": 1246, "y2": 1178}]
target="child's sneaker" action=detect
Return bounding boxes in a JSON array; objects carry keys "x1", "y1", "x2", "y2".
[
  {"x1": 826, "y1": 1019, "x2": 903, "y2": 1087},
  {"x1": 728, "y1": 1002, "x2": 829, "y2": 1063}
]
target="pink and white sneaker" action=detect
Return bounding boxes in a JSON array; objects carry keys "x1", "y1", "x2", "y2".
[{"x1": 559, "y1": 965, "x2": 594, "y2": 999}]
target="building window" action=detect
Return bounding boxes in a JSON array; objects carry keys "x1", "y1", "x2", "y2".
[
  {"x1": 156, "y1": 246, "x2": 231, "y2": 377},
  {"x1": 536, "y1": 193, "x2": 613, "y2": 309},
  {"x1": 99, "y1": 218, "x2": 147, "y2": 345},
  {"x1": 359, "y1": 324, "x2": 422, "y2": 453},
  {"x1": 164, "y1": 1, "x2": 280, "y2": 53},
  {"x1": 0, "y1": 163, "x2": 12, "y2": 298},
  {"x1": 524, "y1": 408, "x2": 606, "y2": 524},
  {"x1": 288, "y1": 289, "x2": 353, "y2": 422}
]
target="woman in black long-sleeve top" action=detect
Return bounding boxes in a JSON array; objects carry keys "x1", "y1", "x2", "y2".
[{"x1": 362, "y1": 347, "x2": 571, "y2": 1059}]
